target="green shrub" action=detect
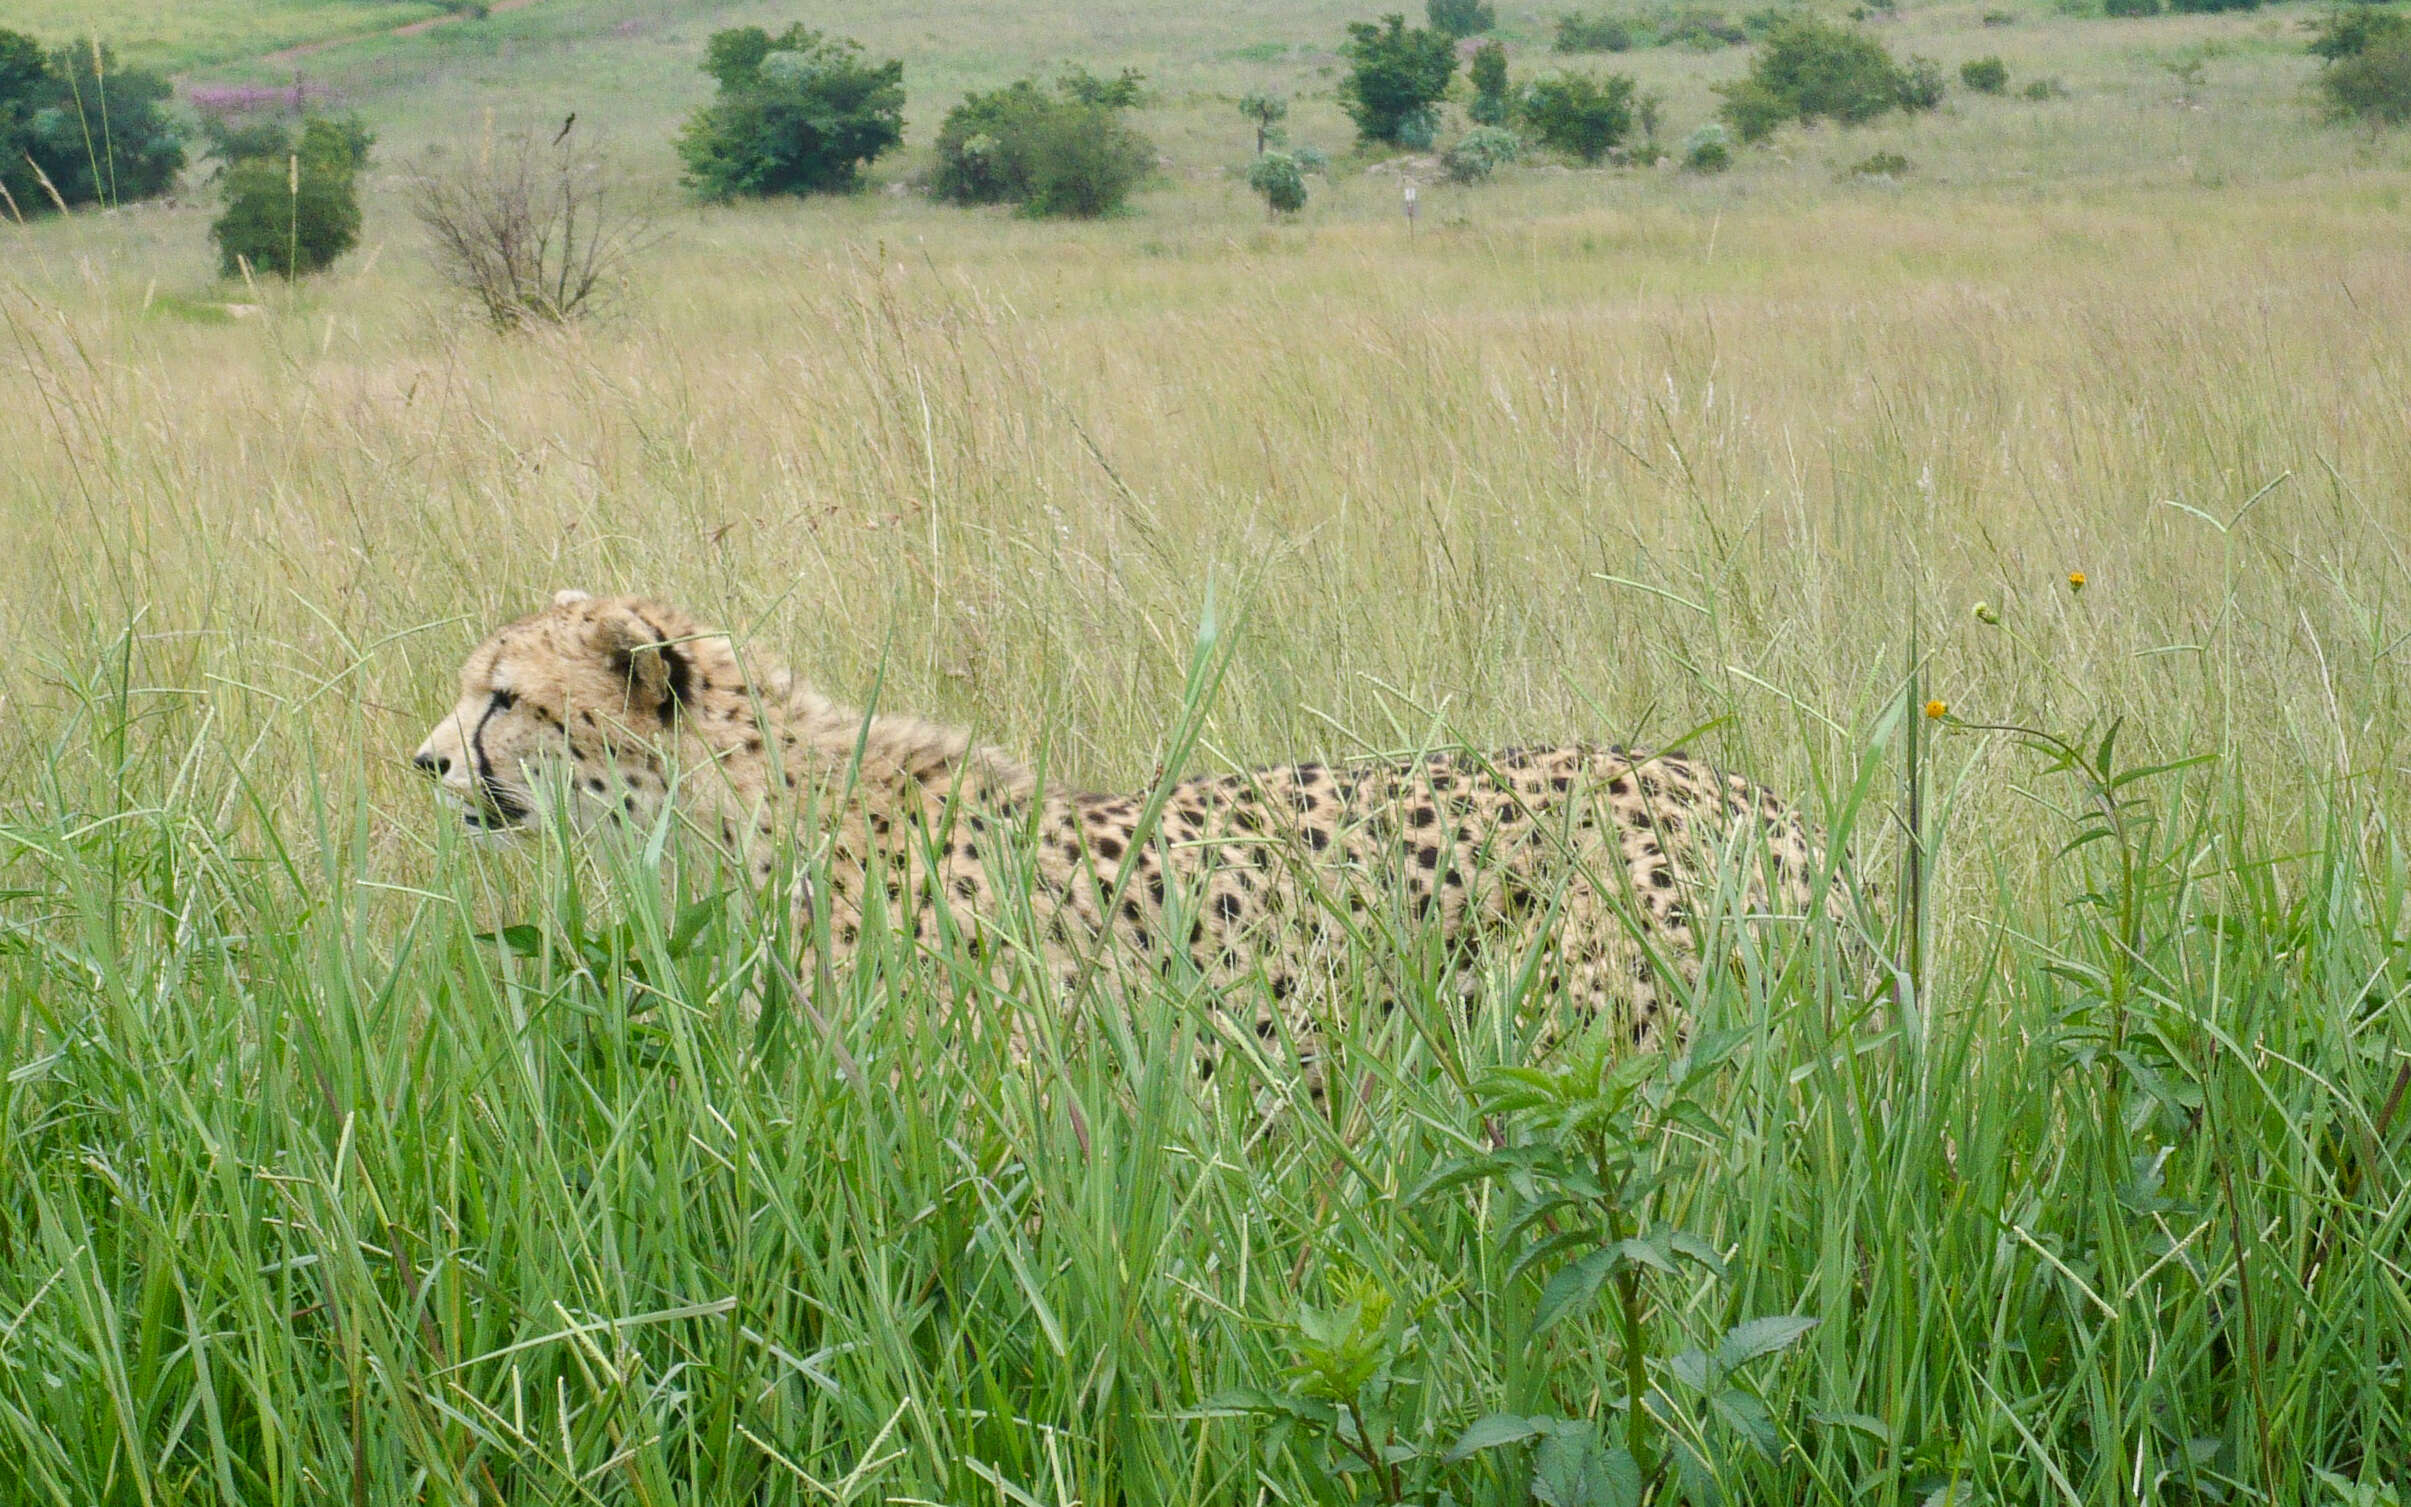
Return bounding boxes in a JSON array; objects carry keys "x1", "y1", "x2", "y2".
[
  {"x1": 1442, "y1": 124, "x2": 1521, "y2": 181},
  {"x1": 1681, "y1": 121, "x2": 1733, "y2": 170},
  {"x1": 1428, "y1": 0, "x2": 1499, "y2": 37},
  {"x1": 932, "y1": 77, "x2": 1157, "y2": 217},
  {"x1": 1468, "y1": 40, "x2": 1513, "y2": 126},
  {"x1": 2102, "y1": 0, "x2": 2162, "y2": 15},
  {"x1": 1339, "y1": 13, "x2": 1459, "y2": 145},
  {"x1": 1519, "y1": 71, "x2": 1637, "y2": 162},
  {"x1": 1715, "y1": 16, "x2": 1922, "y2": 141},
  {"x1": 2309, "y1": 5, "x2": 2411, "y2": 61},
  {"x1": 1554, "y1": 12, "x2": 1637, "y2": 51},
  {"x1": 2170, "y1": 0, "x2": 2259, "y2": 12},
  {"x1": 1245, "y1": 150, "x2": 1308, "y2": 212},
  {"x1": 1660, "y1": 8, "x2": 1751, "y2": 48},
  {"x1": 1899, "y1": 54, "x2": 1948, "y2": 111},
  {"x1": 1292, "y1": 143, "x2": 1331, "y2": 174},
  {"x1": 209, "y1": 115, "x2": 371, "y2": 279},
  {"x1": 676, "y1": 26, "x2": 904, "y2": 199},
  {"x1": 1849, "y1": 148, "x2": 1910, "y2": 177},
  {"x1": 2321, "y1": 30, "x2": 2411, "y2": 123},
  {"x1": 2023, "y1": 75, "x2": 2070, "y2": 98},
  {"x1": 0, "y1": 32, "x2": 184, "y2": 216},
  {"x1": 1961, "y1": 55, "x2": 2010, "y2": 93}
]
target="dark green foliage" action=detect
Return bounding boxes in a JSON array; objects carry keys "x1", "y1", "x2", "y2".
[
  {"x1": 1245, "y1": 150, "x2": 1308, "y2": 212},
  {"x1": 1961, "y1": 55, "x2": 2010, "y2": 93},
  {"x1": 1850, "y1": 148, "x2": 1910, "y2": 176},
  {"x1": 2023, "y1": 75, "x2": 2070, "y2": 98},
  {"x1": 1239, "y1": 90, "x2": 1288, "y2": 153},
  {"x1": 1468, "y1": 41, "x2": 1512, "y2": 125},
  {"x1": 1058, "y1": 64, "x2": 1149, "y2": 109},
  {"x1": 1659, "y1": 7, "x2": 1751, "y2": 47},
  {"x1": 1428, "y1": 0, "x2": 1500, "y2": 36},
  {"x1": 1555, "y1": 12, "x2": 1637, "y2": 50},
  {"x1": 197, "y1": 112, "x2": 294, "y2": 170},
  {"x1": 1519, "y1": 71, "x2": 1638, "y2": 162},
  {"x1": 1898, "y1": 54, "x2": 1948, "y2": 111},
  {"x1": 932, "y1": 77, "x2": 1156, "y2": 217},
  {"x1": 209, "y1": 116, "x2": 371, "y2": 279},
  {"x1": 675, "y1": 25, "x2": 905, "y2": 200},
  {"x1": 2321, "y1": 28, "x2": 2411, "y2": 121},
  {"x1": 1339, "y1": 14, "x2": 1458, "y2": 145},
  {"x1": 1442, "y1": 124, "x2": 1520, "y2": 180},
  {"x1": 2309, "y1": 5, "x2": 2411, "y2": 61},
  {"x1": 1683, "y1": 122, "x2": 1733, "y2": 170},
  {"x1": 2103, "y1": 0, "x2": 2162, "y2": 16},
  {"x1": 1715, "y1": 16, "x2": 1925, "y2": 142},
  {"x1": 0, "y1": 32, "x2": 184, "y2": 215},
  {"x1": 2169, "y1": 0, "x2": 2259, "y2": 11}
]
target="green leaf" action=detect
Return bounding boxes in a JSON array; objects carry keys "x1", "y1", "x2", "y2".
[
  {"x1": 1531, "y1": 1428, "x2": 1641, "y2": 1507},
  {"x1": 1665, "y1": 1228, "x2": 1729, "y2": 1278},
  {"x1": 668, "y1": 890, "x2": 728, "y2": 957},
  {"x1": 1532, "y1": 1247, "x2": 1617, "y2": 1335},
  {"x1": 1612, "y1": 1234, "x2": 1678, "y2": 1274},
  {"x1": 1666, "y1": 1347, "x2": 1714, "y2": 1393},
  {"x1": 1718, "y1": 1314, "x2": 1818, "y2": 1369},
  {"x1": 1808, "y1": 1408, "x2": 1893, "y2": 1443},
  {"x1": 480, "y1": 923, "x2": 545, "y2": 956},
  {"x1": 1447, "y1": 1412, "x2": 1551, "y2": 1461},
  {"x1": 1711, "y1": 1386, "x2": 1781, "y2": 1459}
]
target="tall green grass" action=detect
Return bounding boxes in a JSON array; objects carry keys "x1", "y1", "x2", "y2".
[{"x1": 1, "y1": 582, "x2": 2405, "y2": 1502}]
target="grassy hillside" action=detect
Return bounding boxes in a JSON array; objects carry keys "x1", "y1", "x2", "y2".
[
  {"x1": 0, "y1": 0, "x2": 447, "y2": 72},
  {"x1": 4, "y1": 0, "x2": 2410, "y2": 1502}
]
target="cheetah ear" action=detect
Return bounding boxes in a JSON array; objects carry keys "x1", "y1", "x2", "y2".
[
  {"x1": 552, "y1": 588, "x2": 592, "y2": 607},
  {"x1": 586, "y1": 606, "x2": 693, "y2": 722}
]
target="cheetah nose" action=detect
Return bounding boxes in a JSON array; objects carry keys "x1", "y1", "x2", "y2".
[{"x1": 413, "y1": 752, "x2": 450, "y2": 778}]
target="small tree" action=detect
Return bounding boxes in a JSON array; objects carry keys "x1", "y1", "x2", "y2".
[
  {"x1": 1339, "y1": 14, "x2": 1459, "y2": 146},
  {"x1": 676, "y1": 25, "x2": 904, "y2": 199},
  {"x1": 210, "y1": 115, "x2": 371, "y2": 279},
  {"x1": 1245, "y1": 150, "x2": 1308, "y2": 213},
  {"x1": 932, "y1": 77, "x2": 1156, "y2": 217},
  {"x1": 407, "y1": 128, "x2": 657, "y2": 329},
  {"x1": 1716, "y1": 16, "x2": 1918, "y2": 142},
  {"x1": 1467, "y1": 41, "x2": 1512, "y2": 125},
  {"x1": 1519, "y1": 71, "x2": 1637, "y2": 162},
  {"x1": 1239, "y1": 90, "x2": 1289, "y2": 152},
  {"x1": 1428, "y1": 0, "x2": 1499, "y2": 38},
  {"x1": 1960, "y1": 55, "x2": 2009, "y2": 93},
  {"x1": 2312, "y1": 6, "x2": 2411, "y2": 125},
  {"x1": 0, "y1": 33, "x2": 184, "y2": 214}
]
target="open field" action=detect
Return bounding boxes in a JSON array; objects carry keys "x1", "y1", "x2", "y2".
[
  {"x1": 5, "y1": 0, "x2": 2411, "y2": 1502},
  {"x1": 0, "y1": 0, "x2": 449, "y2": 72}
]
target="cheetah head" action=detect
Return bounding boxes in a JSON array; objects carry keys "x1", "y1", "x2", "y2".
[{"x1": 412, "y1": 590, "x2": 722, "y2": 833}]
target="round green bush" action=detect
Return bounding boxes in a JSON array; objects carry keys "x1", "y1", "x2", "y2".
[
  {"x1": 1245, "y1": 150, "x2": 1308, "y2": 213},
  {"x1": 209, "y1": 116, "x2": 370, "y2": 279}
]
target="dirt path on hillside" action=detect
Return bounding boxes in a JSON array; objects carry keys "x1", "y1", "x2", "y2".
[{"x1": 253, "y1": 0, "x2": 547, "y2": 69}]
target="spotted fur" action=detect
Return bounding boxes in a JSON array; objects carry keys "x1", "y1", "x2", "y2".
[{"x1": 414, "y1": 593, "x2": 1842, "y2": 1056}]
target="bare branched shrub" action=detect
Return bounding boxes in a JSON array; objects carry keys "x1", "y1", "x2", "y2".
[{"x1": 404, "y1": 127, "x2": 656, "y2": 330}]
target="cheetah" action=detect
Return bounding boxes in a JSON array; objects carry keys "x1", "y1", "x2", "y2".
[{"x1": 412, "y1": 592, "x2": 1845, "y2": 1059}]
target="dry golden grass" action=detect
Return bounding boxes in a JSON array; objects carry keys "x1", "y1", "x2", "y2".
[{"x1": 7, "y1": 178, "x2": 2408, "y2": 888}]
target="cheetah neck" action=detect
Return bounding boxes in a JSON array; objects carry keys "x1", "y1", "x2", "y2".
[{"x1": 685, "y1": 663, "x2": 1036, "y2": 850}]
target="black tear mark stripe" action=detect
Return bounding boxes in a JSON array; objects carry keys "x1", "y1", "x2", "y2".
[
  {"x1": 632, "y1": 614, "x2": 695, "y2": 720},
  {"x1": 470, "y1": 689, "x2": 532, "y2": 822}
]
